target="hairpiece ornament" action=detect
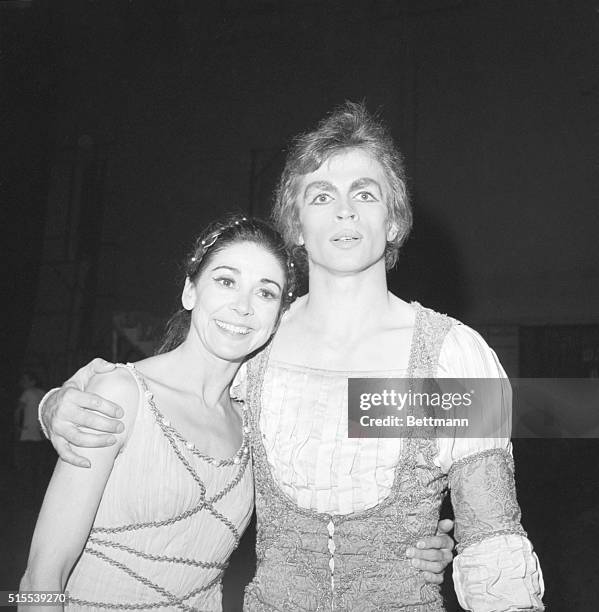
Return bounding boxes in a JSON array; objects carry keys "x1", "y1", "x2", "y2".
[
  {"x1": 288, "y1": 291, "x2": 293, "y2": 297},
  {"x1": 203, "y1": 231, "x2": 221, "y2": 249}
]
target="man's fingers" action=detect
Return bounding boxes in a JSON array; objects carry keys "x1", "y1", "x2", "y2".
[
  {"x1": 410, "y1": 559, "x2": 444, "y2": 574},
  {"x1": 436, "y1": 519, "x2": 454, "y2": 534},
  {"x1": 77, "y1": 409, "x2": 124, "y2": 434},
  {"x1": 53, "y1": 438, "x2": 91, "y2": 468},
  {"x1": 65, "y1": 388, "x2": 123, "y2": 419},
  {"x1": 409, "y1": 548, "x2": 445, "y2": 562},
  {"x1": 65, "y1": 427, "x2": 117, "y2": 448},
  {"x1": 435, "y1": 534, "x2": 454, "y2": 551},
  {"x1": 421, "y1": 571, "x2": 443, "y2": 585},
  {"x1": 415, "y1": 534, "x2": 451, "y2": 550}
]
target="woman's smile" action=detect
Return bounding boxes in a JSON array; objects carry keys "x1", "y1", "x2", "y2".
[{"x1": 214, "y1": 319, "x2": 253, "y2": 335}]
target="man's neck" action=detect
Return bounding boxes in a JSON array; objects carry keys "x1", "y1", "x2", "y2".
[{"x1": 302, "y1": 261, "x2": 392, "y2": 336}]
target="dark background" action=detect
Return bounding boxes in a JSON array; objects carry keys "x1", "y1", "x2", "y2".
[{"x1": 2, "y1": 0, "x2": 598, "y2": 610}]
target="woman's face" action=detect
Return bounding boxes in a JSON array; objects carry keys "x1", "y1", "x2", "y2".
[
  {"x1": 182, "y1": 241, "x2": 286, "y2": 363},
  {"x1": 295, "y1": 148, "x2": 397, "y2": 275}
]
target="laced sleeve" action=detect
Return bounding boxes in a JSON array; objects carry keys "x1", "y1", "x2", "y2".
[{"x1": 437, "y1": 324, "x2": 545, "y2": 611}]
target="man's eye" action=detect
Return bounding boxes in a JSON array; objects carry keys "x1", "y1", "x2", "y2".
[
  {"x1": 215, "y1": 277, "x2": 235, "y2": 288},
  {"x1": 354, "y1": 191, "x2": 377, "y2": 202},
  {"x1": 310, "y1": 193, "x2": 333, "y2": 205}
]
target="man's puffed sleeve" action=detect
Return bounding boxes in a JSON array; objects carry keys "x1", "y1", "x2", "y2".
[{"x1": 437, "y1": 324, "x2": 545, "y2": 611}]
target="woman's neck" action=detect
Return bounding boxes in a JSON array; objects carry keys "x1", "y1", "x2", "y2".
[{"x1": 155, "y1": 341, "x2": 240, "y2": 409}]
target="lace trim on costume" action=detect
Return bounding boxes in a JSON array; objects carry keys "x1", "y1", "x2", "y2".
[
  {"x1": 448, "y1": 446, "x2": 513, "y2": 476},
  {"x1": 69, "y1": 363, "x2": 248, "y2": 610},
  {"x1": 407, "y1": 302, "x2": 454, "y2": 379},
  {"x1": 449, "y1": 447, "x2": 526, "y2": 553}
]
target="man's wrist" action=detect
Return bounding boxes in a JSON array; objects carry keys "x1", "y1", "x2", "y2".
[{"x1": 37, "y1": 388, "x2": 60, "y2": 439}]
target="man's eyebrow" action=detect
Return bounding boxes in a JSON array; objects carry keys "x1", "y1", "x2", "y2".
[
  {"x1": 303, "y1": 181, "x2": 336, "y2": 198},
  {"x1": 350, "y1": 177, "x2": 383, "y2": 192}
]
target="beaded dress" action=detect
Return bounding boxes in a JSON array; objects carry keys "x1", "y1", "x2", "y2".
[
  {"x1": 65, "y1": 364, "x2": 253, "y2": 611},
  {"x1": 243, "y1": 304, "x2": 544, "y2": 611}
]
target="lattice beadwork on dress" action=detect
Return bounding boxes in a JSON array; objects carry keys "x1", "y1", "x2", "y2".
[{"x1": 67, "y1": 363, "x2": 251, "y2": 611}]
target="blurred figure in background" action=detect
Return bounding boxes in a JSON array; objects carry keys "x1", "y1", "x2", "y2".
[{"x1": 14, "y1": 371, "x2": 48, "y2": 503}]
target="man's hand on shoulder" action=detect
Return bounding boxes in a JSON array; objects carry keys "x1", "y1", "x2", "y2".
[{"x1": 41, "y1": 358, "x2": 126, "y2": 468}]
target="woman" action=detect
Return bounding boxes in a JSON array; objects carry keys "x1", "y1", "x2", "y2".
[{"x1": 21, "y1": 216, "x2": 295, "y2": 611}]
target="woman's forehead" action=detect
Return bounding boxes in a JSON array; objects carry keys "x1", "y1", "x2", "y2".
[{"x1": 206, "y1": 242, "x2": 285, "y2": 274}]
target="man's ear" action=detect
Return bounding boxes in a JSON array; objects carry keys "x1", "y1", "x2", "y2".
[{"x1": 181, "y1": 277, "x2": 197, "y2": 310}]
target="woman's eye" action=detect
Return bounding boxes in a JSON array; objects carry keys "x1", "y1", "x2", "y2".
[
  {"x1": 215, "y1": 277, "x2": 235, "y2": 288},
  {"x1": 310, "y1": 193, "x2": 333, "y2": 205},
  {"x1": 354, "y1": 191, "x2": 377, "y2": 202},
  {"x1": 257, "y1": 288, "x2": 279, "y2": 300}
]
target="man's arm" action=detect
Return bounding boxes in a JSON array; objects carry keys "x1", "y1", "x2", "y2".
[{"x1": 39, "y1": 359, "x2": 125, "y2": 467}]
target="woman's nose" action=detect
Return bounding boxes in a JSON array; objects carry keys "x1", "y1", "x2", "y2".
[{"x1": 230, "y1": 293, "x2": 253, "y2": 316}]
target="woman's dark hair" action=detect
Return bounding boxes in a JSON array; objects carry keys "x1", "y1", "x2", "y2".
[{"x1": 157, "y1": 215, "x2": 296, "y2": 354}]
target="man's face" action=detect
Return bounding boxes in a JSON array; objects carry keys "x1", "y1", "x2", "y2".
[{"x1": 295, "y1": 148, "x2": 397, "y2": 275}]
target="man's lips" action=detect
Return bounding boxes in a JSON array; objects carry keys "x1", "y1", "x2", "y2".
[{"x1": 330, "y1": 230, "x2": 363, "y2": 242}]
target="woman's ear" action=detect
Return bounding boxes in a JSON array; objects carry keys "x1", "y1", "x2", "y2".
[
  {"x1": 181, "y1": 277, "x2": 197, "y2": 311},
  {"x1": 387, "y1": 221, "x2": 399, "y2": 241}
]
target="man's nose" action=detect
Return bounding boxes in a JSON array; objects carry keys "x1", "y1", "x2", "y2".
[{"x1": 335, "y1": 197, "x2": 358, "y2": 220}]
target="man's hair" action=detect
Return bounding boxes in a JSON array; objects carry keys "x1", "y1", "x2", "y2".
[{"x1": 271, "y1": 101, "x2": 412, "y2": 272}]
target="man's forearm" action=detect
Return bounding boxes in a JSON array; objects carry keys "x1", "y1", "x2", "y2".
[{"x1": 37, "y1": 388, "x2": 60, "y2": 438}]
